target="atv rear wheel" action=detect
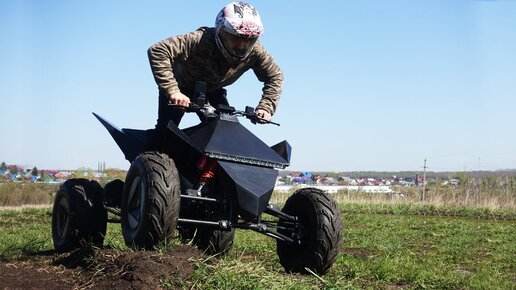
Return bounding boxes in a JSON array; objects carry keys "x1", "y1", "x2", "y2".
[
  {"x1": 51, "y1": 179, "x2": 107, "y2": 253},
  {"x1": 121, "y1": 152, "x2": 181, "y2": 249},
  {"x1": 181, "y1": 227, "x2": 235, "y2": 256},
  {"x1": 198, "y1": 228, "x2": 235, "y2": 256},
  {"x1": 276, "y1": 188, "x2": 343, "y2": 275}
]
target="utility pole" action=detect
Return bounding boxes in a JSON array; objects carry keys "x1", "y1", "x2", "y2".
[{"x1": 422, "y1": 158, "x2": 427, "y2": 201}]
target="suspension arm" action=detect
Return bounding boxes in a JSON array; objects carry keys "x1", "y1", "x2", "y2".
[
  {"x1": 232, "y1": 222, "x2": 296, "y2": 245},
  {"x1": 264, "y1": 205, "x2": 297, "y2": 222}
]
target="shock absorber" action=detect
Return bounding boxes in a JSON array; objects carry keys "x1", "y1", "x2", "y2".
[{"x1": 195, "y1": 156, "x2": 218, "y2": 196}]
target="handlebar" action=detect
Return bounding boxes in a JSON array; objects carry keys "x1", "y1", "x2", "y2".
[
  {"x1": 168, "y1": 81, "x2": 279, "y2": 126},
  {"x1": 168, "y1": 103, "x2": 280, "y2": 126}
]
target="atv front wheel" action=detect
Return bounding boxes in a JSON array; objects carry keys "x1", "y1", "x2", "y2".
[
  {"x1": 276, "y1": 188, "x2": 343, "y2": 275},
  {"x1": 51, "y1": 178, "x2": 107, "y2": 252},
  {"x1": 121, "y1": 152, "x2": 181, "y2": 249}
]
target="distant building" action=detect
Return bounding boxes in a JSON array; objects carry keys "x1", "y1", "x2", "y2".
[{"x1": 292, "y1": 172, "x2": 313, "y2": 183}]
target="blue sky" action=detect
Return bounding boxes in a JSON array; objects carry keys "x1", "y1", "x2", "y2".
[{"x1": 1, "y1": 0, "x2": 515, "y2": 172}]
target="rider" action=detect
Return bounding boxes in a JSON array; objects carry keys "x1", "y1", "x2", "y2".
[{"x1": 148, "y1": 2, "x2": 283, "y2": 145}]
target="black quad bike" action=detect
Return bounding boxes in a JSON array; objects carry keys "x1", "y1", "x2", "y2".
[{"x1": 51, "y1": 82, "x2": 343, "y2": 275}]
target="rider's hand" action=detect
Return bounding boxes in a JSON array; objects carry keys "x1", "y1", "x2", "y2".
[
  {"x1": 170, "y1": 91, "x2": 190, "y2": 107},
  {"x1": 255, "y1": 109, "x2": 271, "y2": 124}
]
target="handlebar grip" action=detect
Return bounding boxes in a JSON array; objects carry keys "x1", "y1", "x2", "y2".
[
  {"x1": 169, "y1": 103, "x2": 187, "y2": 109},
  {"x1": 168, "y1": 103, "x2": 198, "y2": 112}
]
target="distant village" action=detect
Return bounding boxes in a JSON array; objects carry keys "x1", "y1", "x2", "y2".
[
  {"x1": 1, "y1": 162, "x2": 461, "y2": 191},
  {"x1": 278, "y1": 171, "x2": 447, "y2": 186},
  {"x1": 1, "y1": 166, "x2": 98, "y2": 183},
  {"x1": 0, "y1": 162, "x2": 125, "y2": 184},
  {"x1": 274, "y1": 171, "x2": 460, "y2": 193}
]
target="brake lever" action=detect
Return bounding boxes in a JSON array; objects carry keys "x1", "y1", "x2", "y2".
[
  {"x1": 244, "y1": 113, "x2": 280, "y2": 126},
  {"x1": 259, "y1": 117, "x2": 280, "y2": 126}
]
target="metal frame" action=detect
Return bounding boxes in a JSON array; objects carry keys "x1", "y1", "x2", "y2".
[{"x1": 104, "y1": 194, "x2": 301, "y2": 245}]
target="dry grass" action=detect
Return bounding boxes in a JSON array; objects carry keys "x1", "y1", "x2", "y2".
[
  {"x1": 0, "y1": 183, "x2": 58, "y2": 207},
  {"x1": 271, "y1": 178, "x2": 516, "y2": 211},
  {"x1": 1, "y1": 175, "x2": 515, "y2": 211}
]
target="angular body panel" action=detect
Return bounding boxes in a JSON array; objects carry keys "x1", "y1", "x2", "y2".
[
  {"x1": 218, "y1": 160, "x2": 277, "y2": 217},
  {"x1": 181, "y1": 118, "x2": 289, "y2": 168},
  {"x1": 94, "y1": 109, "x2": 290, "y2": 218}
]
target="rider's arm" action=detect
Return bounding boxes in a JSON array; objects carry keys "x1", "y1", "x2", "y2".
[
  {"x1": 251, "y1": 42, "x2": 284, "y2": 117},
  {"x1": 147, "y1": 30, "x2": 202, "y2": 99}
]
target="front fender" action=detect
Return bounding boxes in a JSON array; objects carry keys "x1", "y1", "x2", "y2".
[{"x1": 217, "y1": 161, "x2": 278, "y2": 218}]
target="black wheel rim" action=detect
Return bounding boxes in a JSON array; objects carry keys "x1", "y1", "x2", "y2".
[
  {"x1": 280, "y1": 197, "x2": 315, "y2": 249},
  {"x1": 127, "y1": 176, "x2": 143, "y2": 230},
  {"x1": 55, "y1": 195, "x2": 70, "y2": 240}
]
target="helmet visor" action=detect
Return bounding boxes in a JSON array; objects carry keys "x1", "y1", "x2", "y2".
[{"x1": 219, "y1": 28, "x2": 258, "y2": 59}]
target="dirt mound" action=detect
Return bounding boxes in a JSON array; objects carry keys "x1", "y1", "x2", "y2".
[{"x1": 0, "y1": 245, "x2": 203, "y2": 289}]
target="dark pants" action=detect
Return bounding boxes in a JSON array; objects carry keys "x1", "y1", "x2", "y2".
[{"x1": 149, "y1": 88, "x2": 228, "y2": 150}]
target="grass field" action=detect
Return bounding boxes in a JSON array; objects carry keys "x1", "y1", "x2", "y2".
[{"x1": 1, "y1": 204, "x2": 514, "y2": 289}]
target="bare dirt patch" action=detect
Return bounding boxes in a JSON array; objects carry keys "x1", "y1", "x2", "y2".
[{"x1": 0, "y1": 245, "x2": 203, "y2": 289}]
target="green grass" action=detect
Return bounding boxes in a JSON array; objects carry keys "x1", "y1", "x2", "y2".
[
  {"x1": 338, "y1": 214, "x2": 515, "y2": 289},
  {"x1": 184, "y1": 213, "x2": 515, "y2": 289},
  {"x1": 337, "y1": 203, "x2": 516, "y2": 220},
  {"x1": 0, "y1": 209, "x2": 54, "y2": 258},
  {"x1": 1, "y1": 206, "x2": 514, "y2": 289}
]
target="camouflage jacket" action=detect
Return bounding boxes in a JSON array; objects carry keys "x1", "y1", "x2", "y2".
[{"x1": 148, "y1": 27, "x2": 283, "y2": 115}]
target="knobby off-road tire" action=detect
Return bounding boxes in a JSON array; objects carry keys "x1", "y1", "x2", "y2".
[
  {"x1": 183, "y1": 227, "x2": 235, "y2": 256},
  {"x1": 276, "y1": 188, "x2": 343, "y2": 275},
  {"x1": 121, "y1": 152, "x2": 180, "y2": 249},
  {"x1": 51, "y1": 178, "x2": 107, "y2": 253}
]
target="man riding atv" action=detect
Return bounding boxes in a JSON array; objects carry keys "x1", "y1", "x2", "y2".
[
  {"x1": 148, "y1": 1, "x2": 283, "y2": 147},
  {"x1": 51, "y1": 1, "x2": 343, "y2": 276}
]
